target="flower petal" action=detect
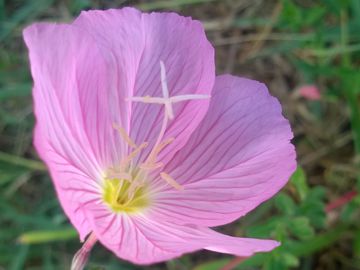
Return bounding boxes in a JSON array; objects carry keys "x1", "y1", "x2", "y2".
[
  {"x1": 74, "y1": 8, "x2": 215, "y2": 164},
  {"x1": 151, "y1": 75, "x2": 296, "y2": 226},
  {"x1": 34, "y1": 125, "x2": 102, "y2": 241},
  {"x1": 24, "y1": 22, "x2": 131, "y2": 171},
  {"x1": 84, "y1": 203, "x2": 278, "y2": 264},
  {"x1": 24, "y1": 24, "x2": 116, "y2": 239}
]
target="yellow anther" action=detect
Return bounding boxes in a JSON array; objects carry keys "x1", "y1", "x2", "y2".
[
  {"x1": 160, "y1": 172, "x2": 184, "y2": 190},
  {"x1": 113, "y1": 123, "x2": 137, "y2": 148},
  {"x1": 119, "y1": 142, "x2": 148, "y2": 171}
]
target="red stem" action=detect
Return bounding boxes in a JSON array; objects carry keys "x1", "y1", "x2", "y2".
[{"x1": 325, "y1": 190, "x2": 357, "y2": 213}]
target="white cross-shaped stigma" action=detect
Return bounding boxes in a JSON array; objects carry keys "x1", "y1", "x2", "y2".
[{"x1": 127, "y1": 61, "x2": 210, "y2": 120}]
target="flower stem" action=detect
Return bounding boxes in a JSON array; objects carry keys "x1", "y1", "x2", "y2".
[{"x1": 70, "y1": 233, "x2": 97, "y2": 270}]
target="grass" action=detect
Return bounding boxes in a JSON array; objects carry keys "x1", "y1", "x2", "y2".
[{"x1": 1, "y1": 0, "x2": 360, "y2": 269}]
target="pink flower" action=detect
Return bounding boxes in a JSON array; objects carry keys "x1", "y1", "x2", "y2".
[
  {"x1": 23, "y1": 8, "x2": 296, "y2": 265},
  {"x1": 298, "y1": 85, "x2": 321, "y2": 100}
]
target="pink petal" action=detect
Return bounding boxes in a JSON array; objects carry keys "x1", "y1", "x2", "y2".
[
  {"x1": 150, "y1": 75, "x2": 296, "y2": 226},
  {"x1": 74, "y1": 8, "x2": 215, "y2": 165},
  {"x1": 24, "y1": 23, "x2": 129, "y2": 169},
  {"x1": 84, "y1": 203, "x2": 278, "y2": 264},
  {"x1": 24, "y1": 24, "x2": 116, "y2": 239},
  {"x1": 34, "y1": 125, "x2": 102, "y2": 241}
]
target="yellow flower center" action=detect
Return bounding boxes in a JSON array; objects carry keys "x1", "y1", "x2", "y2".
[{"x1": 102, "y1": 174, "x2": 149, "y2": 213}]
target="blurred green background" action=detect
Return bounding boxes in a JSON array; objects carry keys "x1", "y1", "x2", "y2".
[{"x1": 1, "y1": 0, "x2": 360, "y2": 269}]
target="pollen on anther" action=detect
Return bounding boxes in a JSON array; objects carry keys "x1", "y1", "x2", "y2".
[
  {"x1": 113, "y1": 123, "x2": 137, "y2": 148},
  {"x1": 106, "y1": 169, "x2": 132, "y2": 181},
  {"x1": 160, "y1": 172, "x2": 184, "y2": 190},
  {"x1": 140, "y1": 162, "x2": 164, "y2": 170},
  {"x1": 119, "y1": 142, "x2": 149, "y2": 171},
  {"x1": 147, "y1": 137, "x2": 175, "y2": 162}
]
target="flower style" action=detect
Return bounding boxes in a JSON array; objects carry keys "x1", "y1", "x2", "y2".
[{"x1": 23, "y1": 8, "x2": 296, "y2": 265}]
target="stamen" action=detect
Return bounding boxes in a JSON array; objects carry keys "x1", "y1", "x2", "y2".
[
  {"x1": 113, "y1": 180, "x2": 125, "y2": 205},
  {"x1": 113, "y1": 123, "x2": 137, "y2": 148},
  {"x1": 126, "y1": 175, "x2": 145, "y2": 201},
  {"x1": 126, "y1": 183, "x2": 138, "y2": 201},
  {"x1": 140, "y1": 162, "x2": 164, "y2": 170},
  {"x1": 157, "y1": 137, "x2": 175, "y2": 151},
  {"x1": 160, "y1": 172, "x2": 184, "y2": 190},
  {"x1": 146, "y1": 137, "x2": 175, "y2": 164},
  {"x1": 123, "y1": 192, "x2": 147, "y2": 207},
  {"x1": 106, "y1": 170, "x2": 132, "y2": 181},
  {"x1": 119, "y1": 142, "x2": 148, "y2": 171},
  {"x1": 140, "y1": 113, "x2": 169, "y2": 171}
]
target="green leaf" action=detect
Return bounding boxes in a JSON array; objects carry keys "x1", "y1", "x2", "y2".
[
  {"x1": 288, "y1": 217, "x2": 315, "y2": 240},
  {"x1": 354, "y1": 229, "x2": 360, "y2": 258},
  {"x1": 9, "y1": 245, "x2": 28, "y2": 270},
  {"x1": 18, "y1": 228, "x2": 77, "y2": 244},
  {"x1": 290, "y1": 166, "x2": 309, "y2": 201},
  {"x1": 279, "y1": 0, "x2": 302, "y2": 30},
  {"x1": 286, "y1": 224, "x2": 350, "y2": 257},
  {"x1": 281, "y1": 252, "x2": 299, "y2": 267},
  {"x1": 191, "y1": 225, "x2": 350, "y2": 270},
  {"x1": 263, "y1": 255, "x2": 287, "y2": 270},
  {"x1": 299, "y1": 187, "x2": 326, "y2": 229},
  {"x1": 0, "y1": 83, "x2": 31, "y2": 100},
  {"x1": 193, "y1": 259, "x2": 230, "y2": 270},
  {"x1": 340, "y1": 198, "x2": 360, "y2": 222},
  {"x1": 302, "y1": 6, "x2": 326, "y2": 27},
  {"x1": 0, "y1": 0, "x2": 55, "y2": 41},
  {"x1": 0, "y1": 151, "x2": 46, "y2": 171},
  {"x1": 246, "y1": 217, "x2": 284, "y2": 238},
  {"x1": 137, "y1": 0, "x2": 217, "y2": 11},
  {"x1": 275, "y1": 193, "x2": 296, "y2": 215}
]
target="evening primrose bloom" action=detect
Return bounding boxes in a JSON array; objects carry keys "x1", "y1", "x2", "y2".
[{"x1": 23, "y1": 8, "x2": 296, "y2": 265}]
